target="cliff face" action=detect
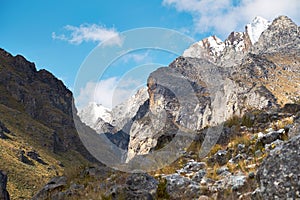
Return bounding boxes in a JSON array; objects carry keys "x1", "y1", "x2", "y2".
[
  {"x1": 0, "y1": 49, "x2": 95, "y2": 160},
  {"x1": 126, "y1": 16, "x2": 300, "y2": 162},
  {"x1": 0, "y1": 48, "x2": 106, "y2": 198},
  {"x1": 0, "y1": 50, "x2": 72, "y2": 117}
]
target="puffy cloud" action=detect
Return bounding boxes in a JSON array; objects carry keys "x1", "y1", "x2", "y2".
[
  {"x1": 52, "y1": 24, "x2": 123, "y2": 46},
  {"x1": 163, "y1": 0, "x2": 300, "y2": 37}
]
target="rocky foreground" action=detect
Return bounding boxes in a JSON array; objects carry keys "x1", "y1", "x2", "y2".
[{"x1": 13, "y1": 107, "x2": 300, "y2": 199}]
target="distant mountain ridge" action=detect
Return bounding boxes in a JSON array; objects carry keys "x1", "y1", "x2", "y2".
[
  {"x1": 183, "y1": 16, "x2": 271, "y2": 64},
  {"x1": 79, "y1": 87, "x2": 148, "y2": 134}
]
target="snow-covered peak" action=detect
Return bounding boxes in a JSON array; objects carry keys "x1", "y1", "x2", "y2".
[
  {"x1": 183, "y1": 35, "x2": 225, "y2": 58},
  {"x1": 205, "y1": 36, "x2": 226, "y2": 56},
  {"x1": 225, "y1": 32, "x2": 250, "y2": 52},
  {"x1": 78, "y1": 87, "x2": 149, "y2": 133},
  {"x1": 110, "y1": 87, "x2": 149, "y2": 129},
  {"x1": 78, "y1": 102, "x2": 112, "y2": 128},
  {"x1": 246, "y1": 16, "x2": 271, "y2": 44}
]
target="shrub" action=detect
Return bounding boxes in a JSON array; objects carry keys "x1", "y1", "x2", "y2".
[
  {"x1": 241, "y1": 115, "x2": 254, "y2": 128},
  {"x1": 156, "y1": 178, "x2": 170, "y2": 199},
  {"x1": 225, "y1": 115, "x2": 240, "y2": 128}
]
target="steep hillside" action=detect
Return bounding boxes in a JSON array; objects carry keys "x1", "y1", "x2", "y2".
[{"x1": 0, "y1": 49, "x2": 99, "y2": 199}]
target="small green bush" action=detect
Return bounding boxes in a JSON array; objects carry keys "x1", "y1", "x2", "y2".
[
  {"x1": 157, "y1": 178, "x2": 170, "y2": 199},
  {"x1": 241, "y1": 115, "x2": 254, "y2": 128},
  {"x1": 225, "y1": 115, "x2": 240, "y2": 127}
]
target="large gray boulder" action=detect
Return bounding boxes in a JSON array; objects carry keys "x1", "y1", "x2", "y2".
[{"x1": 108, "y1": 173, "x2": 158, "y2": 200}]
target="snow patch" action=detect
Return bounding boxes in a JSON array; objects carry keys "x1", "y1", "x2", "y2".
[
  {"x1": 246, "y1": 16, "x2": 271, "y2": 44},
  {"x1": 183, "y1": 36, "x2": 225, "y2": 58},
  {"x1": 78, "y1": 102, "x2": 112, "y2": 128}
]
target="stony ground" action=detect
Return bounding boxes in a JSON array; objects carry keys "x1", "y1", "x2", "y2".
[{"x1": 12, "y1": 106, "x2": 298, "y2": 200}]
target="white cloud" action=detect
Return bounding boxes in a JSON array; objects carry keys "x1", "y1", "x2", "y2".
[
  {"x1": 75, "y1": 77, "x2": 143, "y2": 109},
  {"x1": 52, "y1": 24, "x2": 123, "y2": 46},
  {"x1": 163, "y1": 0, "x2": 300, "y2": 38},
  {"x1": 120, "y1": 51, "x2": 153, "y2": 64}
]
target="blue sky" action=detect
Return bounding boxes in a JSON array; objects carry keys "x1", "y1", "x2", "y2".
[{"x1": 1, "y1": 0, "x2": 299, "y2": 108}]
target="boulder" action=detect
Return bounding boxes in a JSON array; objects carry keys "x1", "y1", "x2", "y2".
[
  {"x1": 18, "y1": 150, "x2": 34, "y2": 165},
  {"x1": 214, "y1": 150, "x2": 229, "y2": 166},
  {"x1": 27, "y1": 151, "x2": 47, "y2": 165},
  {"x1": 108, "y1": 173, "x2": 158, "y2": 200},
  {"x1": 256, "y1": 129, "x2": 285, "y2": 146},
  {"x1": 32, "y1": 176, "x2": 67, "y2": 200}
]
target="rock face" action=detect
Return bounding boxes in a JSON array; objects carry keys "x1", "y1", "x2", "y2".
[
  {"x1": 0, "y1": 171, "x2": 9, "y2": 200},
  {"x1": 255, "y1": 134, "x2": 300, "y2": 199},
  {"x1": 0, "y1": 48, "x2": 96, "y2": 161},
  {"x1": 0, "y1": 121, "x2": 10, "y2": 139},
  {"x1": 78, "y1": 87, "x2": 148, "y2": 135},
  {"x1": 182, "y1": 17, "x2": 256, "y2": 64},
  {"x1": 126, "y1": 16, "x2": 300, "y2": 161}
]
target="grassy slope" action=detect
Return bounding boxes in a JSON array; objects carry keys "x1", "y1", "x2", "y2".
[{"x1": 0, "y1": 103, "x2": 89, "y2": 199}]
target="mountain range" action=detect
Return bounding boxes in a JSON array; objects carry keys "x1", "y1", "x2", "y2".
[
  {"x1": 79, "y1": 15, "x2": 299, "y2": 163},
  {"x1": 0, "y1": 15, "x2": 299, "y2": 199}
]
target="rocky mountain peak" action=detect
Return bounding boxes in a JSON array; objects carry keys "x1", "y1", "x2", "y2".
[
  {"x1": 78, "y1": 102, "x2": 112, "y2": 128},
  {"x1": 183, "y1": 35, "x2": 225, "y2": 62},
  {"x1": 184, "y1": 15, "x2": 297, "y2": 62},
  {"x1": 245, "y1": 16, "x2": 271, "y2": 44},
  {"x1": 224, "y1": 31, "x2": 252, "y2": 52},
  {"x1": 199, "y1": 35, "x2": 225, "y2": 57},
  {"x1": 272, "y1": 15, "x2": 298, "y2": 29},
  {"x1": 183, "y1": 16, "x2": 269, "y2": 63},
  {"x1": 79, "y1": 87, "x2": 149, "y2": 133},
  {"x1": 110, "y1": 87, "x2": 149, "y2": 130},
  {"x1": 252, "y1": 15, "x2": 299, "y2": 54}
]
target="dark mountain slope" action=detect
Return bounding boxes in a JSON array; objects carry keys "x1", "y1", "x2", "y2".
[{"x1": 0, "y1": 49, "x2": 100, "y2": 198}]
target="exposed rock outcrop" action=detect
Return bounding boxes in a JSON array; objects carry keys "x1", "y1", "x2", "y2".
[
  {"x1": 126, "y1": 16, "x2": 300, "y2": 161},
  {"x1": 32, "y1": 176, "x2": 67, "y2": 200},
  {"x1": 0, "y1": 171, "x2": 9, "y2": 200},
  {"x1": 107, "y1": 173, "x2": 158, "y2": 200},
  {"x1": 255, "y1": 134, "x2": 300, "y2": 199},
  {"x1": 0, "y1": 48, "x2": 96, "y2": 162},
  {"x1": 79, "y1": 87, "x2": 148, "y2": 134},
  {"x1": 0, "y1": 121, "x2": 10, "y2": 139}
]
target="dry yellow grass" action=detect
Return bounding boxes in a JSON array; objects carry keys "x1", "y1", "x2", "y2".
[
  {"x1": 271, "y1": 116, "x2": 293, "y2": 130},
  {"x1": 0, "y1": 104, "x2": 89, "y2": 199},
  {"x1": 263, "y1": 55, "x2": 300, "y2": 106}
]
